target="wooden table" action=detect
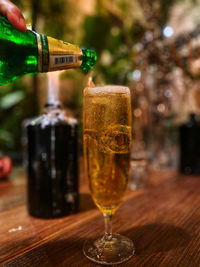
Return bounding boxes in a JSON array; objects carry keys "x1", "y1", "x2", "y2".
[{"x1": 0, "y1": 166, "x2": 200, "y2": 267}]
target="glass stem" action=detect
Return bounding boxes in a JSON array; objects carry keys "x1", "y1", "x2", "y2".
[{"x1": 103, "y1": 213, "x2": 112, "y2": 240}]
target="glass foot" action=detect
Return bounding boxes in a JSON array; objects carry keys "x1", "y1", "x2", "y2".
[{"x1": 83, "y1": 233, "x2": 135, "y2": 265}]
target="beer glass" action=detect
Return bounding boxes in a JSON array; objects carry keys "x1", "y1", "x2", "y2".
[{"x1": 83, "y1": 85, "x2": 134, "y2": 265}]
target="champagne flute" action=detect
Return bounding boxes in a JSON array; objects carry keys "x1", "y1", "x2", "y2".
[{"x1": 83, "y1": 85, "x2": 134, "y2": 265}]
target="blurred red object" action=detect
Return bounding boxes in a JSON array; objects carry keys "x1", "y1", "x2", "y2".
[{"x1": 0, "y1": 156, "x2": 12, "y2": 179}]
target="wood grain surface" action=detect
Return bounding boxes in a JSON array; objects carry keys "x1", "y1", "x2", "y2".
[{"x1": 0, "y1": 167, "x2": 200, "y2": 267}]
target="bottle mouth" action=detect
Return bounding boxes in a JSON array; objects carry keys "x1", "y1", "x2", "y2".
[{"x1": 80, "y1": 48, "x2": 97, "y2": 70}]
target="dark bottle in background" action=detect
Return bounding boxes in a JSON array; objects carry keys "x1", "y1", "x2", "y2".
[
  {"x1": 179, "y1": 113, "x2": 200, "y2": 174},
  {"x1": 26, "y1": 103, "x2": 79, "y2": 218}
]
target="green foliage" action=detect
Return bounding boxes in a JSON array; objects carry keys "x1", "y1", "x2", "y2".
[
  {"x1": 0, "y1": 91, "x2": 24, "y2": 109},
  {"x1": 0, "y1": 79, "x2": 29, "y2": 153},
  {"x1": 42, "y1": 0, "x2": 67, "y2": 39},
  {"x1": 83, "y1": 16, "x2": 112, "y2": 55}
]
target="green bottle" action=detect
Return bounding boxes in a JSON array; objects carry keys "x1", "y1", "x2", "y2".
[{"x1": 0, "y1": 16, "x2": 97, "y2": 85}]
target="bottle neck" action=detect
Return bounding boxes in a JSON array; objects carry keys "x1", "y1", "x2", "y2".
[
  {"x1": 34, "y1": 33, "x2": 97, "y2": 72},
  {"x1": 80, "y1": 48, "x2": 97, "y2": 70}
]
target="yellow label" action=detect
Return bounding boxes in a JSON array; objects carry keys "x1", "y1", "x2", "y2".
[{"x1": 47, "y1": 36, "x2": 82, "y2": 71}]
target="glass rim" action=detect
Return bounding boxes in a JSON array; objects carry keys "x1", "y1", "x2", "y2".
[{"x1": 84, "y1": 85, "x2": 130, "y2": 96}]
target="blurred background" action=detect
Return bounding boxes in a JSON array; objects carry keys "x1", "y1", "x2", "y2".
[{"x1": 1, "y1": 0, "x2": 200, "y2": 175}]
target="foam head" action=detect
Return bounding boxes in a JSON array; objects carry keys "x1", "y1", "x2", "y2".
[{"x1": 84, "y1": 85, "x2": 130, "y2": 96}]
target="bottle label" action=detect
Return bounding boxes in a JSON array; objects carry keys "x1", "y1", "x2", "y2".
[
  {"x1": 50, "y1": 54, "x2": 78, "y2": 67},
  {"x1": 37, "y1": 34, "x2": 82, "y2": 72}
]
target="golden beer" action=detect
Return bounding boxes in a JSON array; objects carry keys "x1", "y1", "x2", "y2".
[{"x1": 83, "y1": 86, "x2": 132, "y2": 214}]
